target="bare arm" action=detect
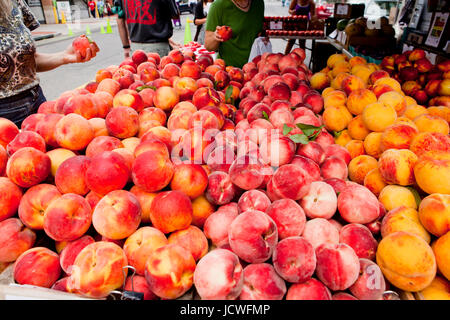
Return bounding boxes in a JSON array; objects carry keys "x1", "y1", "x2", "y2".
[
  {"x1": 194, "y1": 17, "x2": 207, "y2": 25},
  {"x1": 288, "y1": 0, "x2": 297, "y2": 15},
  {"x1": 117, "y1": 17, "x2": 131, "y2": 58},
  {"x1": 35, "y1": 43, "x2": 97, "y2": 73},
  {"x1": 310, "y1": 1, "x2": 316, "y2": 19},
  {"x1": 204, "y1": 27, "x2": 223, "y2": 52}
]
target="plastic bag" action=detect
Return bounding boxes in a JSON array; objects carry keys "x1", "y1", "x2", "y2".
[{"x1": 248, "y1": 37, "x2": 272, "y2": 62}]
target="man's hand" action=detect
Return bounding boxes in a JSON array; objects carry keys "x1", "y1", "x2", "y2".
[
  {"x1": 123, "y1": 47, "x2": 131, "y2": 58},
  {"x1": 214, "y1": 26, "x2": 225, "y2": 42},
  {"x1": 169, "y1": 38, "x2": 182, "y2": 50}
]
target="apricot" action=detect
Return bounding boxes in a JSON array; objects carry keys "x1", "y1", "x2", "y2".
[
  {"x1": 418, "y1": 193, "x2": 450, "y2": 237},
  {"x1": 418, "y1": 276, "x2": 450, "y2": 300},
  {"x1": 347, "y1": 115, "x2": 370, "y2": 140},
  {"x1": 346, "y1": 89, "x2": 377, "y2": 115},
  {"x1": 362, "y1": 102, "x2": 397, "y2": 132},
  {"x1": 378, "y1": 91, "x2": 407, "y2": 115},
  {"x1": 363, "y1": 168, "x2": 387, "y2": 196},
  {"x1": 376, "y1": 231, "x2": 436, "y2": 292},
  {"x1": 409, "y1": 132, "x2": 450, "y2": 158},
  {"x1": 432, "y1": 231, "x2": 450, "y2": 281},
  {"x1": 380, "y1": 123, "x2": 418, "y2": 151},
  {"x1": 414, "y1": 152, "x2": 450, "y2": 194},
  {"x1": 413, "y1": 114, "x2": 449, "y2": 135},
  {"x1": 381, "y1": 206, "x2": 430, "y2": 243},
  {"x1": 378, "y1": 185, "x2": 418, "y2": 211},
  {"x1": 378, "y1": 149, "x2": 418, "y2": 186},
  {"x1": 403, "y1": 104, "x2": 428, "y2": 121},
  {"x1": 322, "y1": 104, "x2": 353, "y2": 132},
  {"x1": 348, "y1": 155, "x2": 378, "y2": 185}
]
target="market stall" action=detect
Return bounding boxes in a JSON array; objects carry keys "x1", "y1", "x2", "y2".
[{"x1": 0, "y1": 0, "x2": 449, "y2": 303}]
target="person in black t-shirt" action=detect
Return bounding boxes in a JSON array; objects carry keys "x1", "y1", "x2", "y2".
[
  {"x1": 193, "y1": 0, "x2": 213, "y2": 44},
  {"x1": 117, "y1": 0, "x2": 181, "y2": 58}
]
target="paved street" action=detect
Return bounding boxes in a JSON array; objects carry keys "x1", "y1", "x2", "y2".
[{"x1": 36, "y1": 1, "x2": 306, "y2": 100}]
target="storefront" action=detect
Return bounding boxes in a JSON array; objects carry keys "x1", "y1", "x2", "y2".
[{"x1": 25, "y1": 0, "x2": 46, "y2": 23}]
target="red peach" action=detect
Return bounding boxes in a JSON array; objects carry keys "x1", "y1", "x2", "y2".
[
  {"x1": 204, "y1": 205, "x2": 239, "y2": 247},
  {"x1": 68, "y1": 241, "x2": 128, "y2": 298},
  {"x1": 144, "y1": 244, "x2": 196, "y2": 299},
  {"x1": 55, "y1": 113, "x2": 95, "y2": 151},
  {"x1": 149, "y1": 190, "x2": 192, "y2": 234},
  {"x1": 0, "y1": 218, "x2": 35, "y2": 263},
  {"x1": 269, "y1": 164, "x2": 313, "y2": 200},
  {"x1": 131, "y1": 151, "x2": 174, "y2": 193},
  {"x1": 168, "y1": 225, "x2": 208, "y2": 261},
  {"x1": 59, "y1": 235, "x2": 95, "y2": 274},
  {"x1": 349, "y1": 258, "x2": 386, "y2": 300},
  {"x1": 17, "y1": 184, "x2": 60, "y2": 230},
  {"x1": 96, "y1": 78, "x2": 121, "y2": 97},
  {"x1": 265, "y1": 199, "x2": 306, "y2": 239},
  {"x1": 92, "y1": 190, "x2": 141, "y2": 240},
  {"x1": 170, "y1": 163, "x2": 208, "y2": 199},
  {"x1": 20, "y1": 113, "x2": 45, "y2": 132},
  {"x1": 6, "y1": 131, "x2": 46, "y2": 156},
  {"x1": 43, "y1": 193, "x2": 92, "y2": 242},
  {"x1": 6, "y1": 147, "x2": 50, "y2": 188},
  {"x1": 337, "y1": 184, "x2": 380, "y2": 224},
  {"x1": 85, "y1": 136, "x2": 123, "y2": 158},
  {"x1": 339, "y1": 223, "x2": 378, "y2": 260},
  {"x1": 286, "y1": 278, "x2": 332, "y2": 300},
  {"x1": 194, "y1": 248, "x2": 244, "y2": 300},
  {"x1": 123, "y1": 226, "x2": 168, "y2": 275},
  {"x1": 239, "y1": 263, "x2": 286, "y2": 300},
  {"x1": 55, "y1": 156, "x2": 91, "y2": 195},
  {"x1": 320, "y1": 156, "x2": 348, "y2": 180},
  {"x1": 105, "y1": 106, "x2": 139, "y2": 139},
  {"x1": 302, "y1": 218, "x2": 339, "y2": 250},
  {"x1": 36, "y1": 113, "x2": 64, "y2": 147},
  {"x1": 85, "y1": 151, "x2": 130, "y2": 195},
  {"x1": 88, "y1": 117, "x2": 108, "y2": 137},
  {"x1": 300, "y1": 181, "x2": 337, "y2": 219},
  {"x1": 273, "y1": 236, "x2": 316, "y2": 283},
  {"x1": 315, "y1": 243, "x2": 360, "y2": 291},
  {"x1": 13, "y1": 247, "x2": 61, "y2": 288},
  {"x1": 238, "y1": 189, "x2": 271, "y2": 213},
  {"x1": 228, "y1": 210, "x2": 278, "y2": 263},
  {"x1": 229, "y1": 155, "x2": 265, "y2": 190}
]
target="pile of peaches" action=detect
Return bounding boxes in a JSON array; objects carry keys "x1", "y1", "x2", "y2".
[
  {"x1": 0, "y1": 42, "x2": 449, "y2": 301},
  {"x1": 309, "y1": 52, "x2": 450, "y2": 298},
  {"x1": 378, "y1": 49, "x2": 449, "y2": 107}
]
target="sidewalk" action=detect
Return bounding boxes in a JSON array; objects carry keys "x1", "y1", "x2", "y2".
[{"x1": 32, "y1": 16, "x2": 118, "y2": 42}]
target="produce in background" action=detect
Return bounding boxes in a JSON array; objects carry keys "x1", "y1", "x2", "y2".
[{"x1": 0, "y1": 44, "x2": 449, "y2": 300}]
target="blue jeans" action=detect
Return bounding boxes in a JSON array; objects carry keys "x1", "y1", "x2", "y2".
[{"x1": 0, "y1": 85, "x2": 46, "y2": 128}]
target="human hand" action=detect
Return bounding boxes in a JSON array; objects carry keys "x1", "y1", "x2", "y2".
[
  {"x1": 214, "y1": 26, "x2": 225, "y2": 42},
  {"x1": 123, "y1": 47, "x2": 131, "y2": 58},
  {"x1": 63, "y1": 42, "x2": 98, "y2": 64},
  {"x1": 169, "y1": 39, "x2": 182, "y2": 50}
]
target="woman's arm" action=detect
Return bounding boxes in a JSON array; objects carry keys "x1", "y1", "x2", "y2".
[
  {"x1": 194, "y1": 17, "x2": 207, "y2": 25},
  {"x1": 35, "y1": 42, "x2": 97, "y2": 73},
  {"x1": 288, "y1": 0, "x2": 297, "y2": 15}
]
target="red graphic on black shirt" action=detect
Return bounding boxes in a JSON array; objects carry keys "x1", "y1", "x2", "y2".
[{"x1": 125, "y1": 0, "x2": 157, "y2": 25}]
